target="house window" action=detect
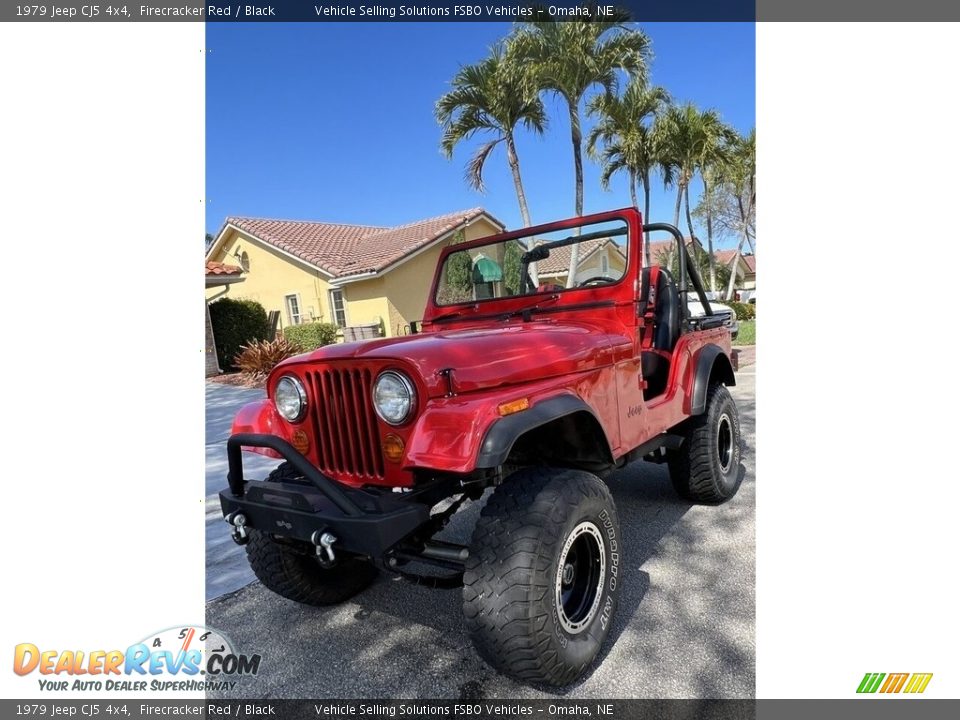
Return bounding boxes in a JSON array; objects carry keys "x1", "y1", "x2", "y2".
[
  {"x1": 239, "y1": 251, "x2": 250, "y2": 272},
  {"x1": 285, "y1": 294, "x2": 302, "y2": 326},
  {"x1": 329, "y1": 289, "x2": 346, "y2": 327},
  {"x1": 600, "y1": 255, "x2": 609, "y2": 273}
]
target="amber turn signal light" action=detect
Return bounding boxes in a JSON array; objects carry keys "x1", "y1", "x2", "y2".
[
  {"x1": 291, "y1": 429, "x2": 310, "y2": 454},
  {"x1": 497, "y1": 398, "x2": 530, "y2": 416},
  {"x1": 382, "y1": 434, "x2": 405, "y2": 463}
]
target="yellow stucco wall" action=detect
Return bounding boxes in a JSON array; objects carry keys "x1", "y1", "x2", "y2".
[
  {"x1": 339, "y1": 276, "x2": 390, "y2": 331},
  {"x1": 206, "y1": 216, "x2": 503, "y2": 339},
  {"x1": 206, "y1": 227, "x2": 335, "y2": 328},
  {"x1": 339, "y1": 216, "x2": 502, "y2": 337}
]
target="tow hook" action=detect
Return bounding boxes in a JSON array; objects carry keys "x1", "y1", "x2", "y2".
[
  {"x1": 312, "y1": 531, "x2": 338, "y2": 566},
  {"x1": 225, "y1": 512, "x2": 249, "y2": 545}
]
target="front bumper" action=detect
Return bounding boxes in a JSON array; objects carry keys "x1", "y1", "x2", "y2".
[{"x1": 219, "y1": 433, "x2": 429, "y2": 559}]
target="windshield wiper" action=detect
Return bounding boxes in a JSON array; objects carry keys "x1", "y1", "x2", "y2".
[
  {"x1": 499, "y1": 294, "x2": 560, "y2": 322},
  {"x1": 520, "y1": 226, "x2": 628, "y2": 264},
  {"x1": 431, "y1": 304, "x2": 478, "y2": 323}
]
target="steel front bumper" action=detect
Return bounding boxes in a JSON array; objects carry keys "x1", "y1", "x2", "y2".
[{"x1": 219, "y1": 433, "x2": 429, "y2": 560}]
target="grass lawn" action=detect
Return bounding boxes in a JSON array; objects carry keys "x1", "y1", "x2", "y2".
[{"x1": 734, "y1": 319, "x2": 755, "y2": 346}]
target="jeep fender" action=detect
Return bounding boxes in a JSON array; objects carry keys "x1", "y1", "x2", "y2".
[
  {"x1": 230, "y1": 399, "x2": 291, "y2": 459},
  {"x1": 690, "y1": 344, "x2": 736, "y2": 416},
  {"x1": 475, "y1": 394, "x2": 613, "y2": 469},
  {"x1": 403, "y1": 389, "x2": 613, "y2": 474}
]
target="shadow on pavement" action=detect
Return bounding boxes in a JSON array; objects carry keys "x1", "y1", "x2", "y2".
[{"x1": 205, "y1": 377, "x2": 755, "y2": 698}]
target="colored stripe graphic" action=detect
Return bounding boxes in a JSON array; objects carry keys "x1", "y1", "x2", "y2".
[
  {"x1": 903, "y1": 673, "x2": 933, "y2": 694},
  {"x1": 857, "y1": 673, "x2": 885, "y2": 693},
  {"x1": 858, "y1": 672, "x2": 933, "y2": 694},
  {"x1": 880, "y1": 673, "x2": 909, "y2": 693}
]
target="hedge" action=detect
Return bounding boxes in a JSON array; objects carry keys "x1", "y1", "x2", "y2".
[
  {"x1": 208, "y1": 297, "x2": 271, "y2": 371},
  {"x1": 725, "y1": 300, "x2": 756, "y2": 321},
  {"x1": 283, "y1": 322, "x2": 339, "y2": 352}
]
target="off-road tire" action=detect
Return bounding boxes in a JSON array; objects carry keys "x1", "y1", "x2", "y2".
[
  {"x1": 244, "y1": 463, "x2": 378, "y2": 606},
  {"x1": 463, "y1": 468, "x2": 621, "y2": 687},
  {"x1": 668, "y1": 383, "x2": 743, "y2": 504}
]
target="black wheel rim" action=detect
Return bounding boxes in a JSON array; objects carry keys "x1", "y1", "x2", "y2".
[
  {"x1": 717, "y1": 413, "x2": 733, "y2": 474},
  {"x1": 555, "y1": 521, "x2": 606, "y2": 635}
]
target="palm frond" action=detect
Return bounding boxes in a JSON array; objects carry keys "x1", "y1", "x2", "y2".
[{"x1": 466, "y1": 138, "x2": 503, "y2": 191}]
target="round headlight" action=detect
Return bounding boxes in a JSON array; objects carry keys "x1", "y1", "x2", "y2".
[
  {"x1": 373, "y1": 371, "x2": 416, "y2": 425},
  {"x1": 274, "y1": 375, "x2": 307, "y2": 423}
]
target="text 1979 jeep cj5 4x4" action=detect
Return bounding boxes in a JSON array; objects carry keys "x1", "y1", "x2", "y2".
[{"x1": 220, "y1": 208, "x2": 743, "y2": 687}]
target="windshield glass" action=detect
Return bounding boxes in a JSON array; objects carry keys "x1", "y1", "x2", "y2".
[{"x1": 435, "y1": 217, "x2": 629, "y2": 306}]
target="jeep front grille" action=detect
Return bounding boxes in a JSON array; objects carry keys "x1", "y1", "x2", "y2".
[{"x1": 303, "y1": 367, "x2": 385, "y2": 481}]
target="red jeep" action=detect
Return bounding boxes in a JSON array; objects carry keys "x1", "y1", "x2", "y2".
[{"x1": 220, "y1": 209, "x2": 742, "y2": 686}]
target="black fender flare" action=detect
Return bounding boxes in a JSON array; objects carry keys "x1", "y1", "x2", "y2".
[
  {"x1": 691, "y1": 344, "x2": 736, "y2": 415},
  {"x1": 475, "y1": 395, "x2": 611, "y2": 469}
]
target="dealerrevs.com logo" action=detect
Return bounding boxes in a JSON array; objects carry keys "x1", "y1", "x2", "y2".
[
  {"x1": 857, "y1": 672, "x2": 933, "y2": 694},
  {"x1": 13, "y1": 625, "x2": 260, "y2": 692}
]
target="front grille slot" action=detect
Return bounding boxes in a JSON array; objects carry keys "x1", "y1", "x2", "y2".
[{"x1": 304, "y1": 367, "x2": 384, "y2": 481}]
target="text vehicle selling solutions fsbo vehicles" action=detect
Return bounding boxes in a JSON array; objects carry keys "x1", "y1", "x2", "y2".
[{"x1": 219, "y1": 208, "x2": 744, "y2": 686}]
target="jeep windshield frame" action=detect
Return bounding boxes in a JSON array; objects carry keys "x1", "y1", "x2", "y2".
[{"x1": 427, "y1": 211, "x2": 636, "y2": 316}]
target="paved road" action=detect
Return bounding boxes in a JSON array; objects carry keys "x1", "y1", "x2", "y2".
[{"x1": 206, "y1": 370, "x2": 755, "y2": 699}]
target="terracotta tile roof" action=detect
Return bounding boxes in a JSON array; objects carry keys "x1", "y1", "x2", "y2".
[
  {"x1": 646, "y1": 237, "x2": 698, "y2": 262},
  {"x1": 205, "y1": 261, "x2": 243, "y2": 276},
  {"x1": 536, "y1": 238, "x2": 625, "y2": 275},
  {"x1": 715, "y1": 249, "x2": 756, "y2": 272},
  {"x1": 223, "y1": 208, "x2": 495, "y2": 278}
]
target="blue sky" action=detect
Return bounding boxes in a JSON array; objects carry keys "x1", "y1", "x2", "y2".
[{"x1": 206, "y1": 22, "x2": 754, "y2": 246}]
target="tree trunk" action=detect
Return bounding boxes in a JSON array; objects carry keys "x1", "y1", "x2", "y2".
[
  {"x1": 737, "y1": 194, "x2": 756, "y2": 255},
  {"x1": 505, "y1": 132, "x2": 538, "y2": 286},
  {"x1": 726, "y1": 192, "x2": 754, "y2": 300},
  {"x1": 683, "y1": 181, "x2": 696, "y2": 242},
  {"x1": 505, "y1": 132, "x2": 532, "y2": 228},
  {"x1": 565, "y1": 104, "x2": 584, "y2": 288},
  {"x1": 672, "y1": 183, "x2": 682, "y2": 228},
  {"x1": 724, "y1": 235, "x2": 746, "y2": 301},
  {"x1": 703, "y1": 176, "x2": 717, "y2": 293},
  {"x1": 667, "y1": 182, "x2": 683, "y2": 271},
  {"x1": 642, "y1": 170, "x2": 652, "y2": 267},
  {"x1": 629, "y1": 169, "x2": 638, "y2": 211}
]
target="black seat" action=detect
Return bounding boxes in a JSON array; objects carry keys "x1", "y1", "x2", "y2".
[
  {"x1": 641, "y1": 269, "x2": 681, "y2": 399},
  {"x1": 652, "y1": 269, "x2": 680, "y2": 351}
]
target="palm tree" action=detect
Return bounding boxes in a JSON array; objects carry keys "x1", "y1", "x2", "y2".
[
  {"x1": 699, "y1": 156, "x2": 729, "y2": 291},
  {"x1": 586, "y1": 80, "x2": 669, "y2": 265},
  {"x1": 655, "y1": 102, "x2": 735, "y2": 289},
  {"x1": 722, "y1": 129, "x2": 756, "y2": 301},
  {"x1": 513, "y1": 15, "x2": 652, "y2": 286},
  {"x1": 436, "y1": 43, "x2": 546, "y2": 228}
]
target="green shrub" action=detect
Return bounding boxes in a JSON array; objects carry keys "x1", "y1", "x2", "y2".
[
  {"x1": 208, "y1": 297, "x2": 271, "y2": 371},
  {"x1": 235, "y1": 337, "x2": 301, "y2": 379},
  {"x1": 283, "y1": 322, "x2": 340, "y2": 352},
  {"x1": 725, "y1": 301, "x2": 756, "y2": 321}
]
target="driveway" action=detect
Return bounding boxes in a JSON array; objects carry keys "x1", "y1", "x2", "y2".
[
  {"x1": 205, "y1": 370, "x2": 755, "y2": 698},
  {"x1": 206, "y1": 383, "x2": 280, "y2": 601}
]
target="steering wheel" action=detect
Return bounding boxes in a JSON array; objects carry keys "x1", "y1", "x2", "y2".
[{"x1": 577, "y1": 275, "x2": 616, "y2": 287}]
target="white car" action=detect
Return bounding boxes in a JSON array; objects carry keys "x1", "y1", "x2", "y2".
[{"x1": 689, "y1": 298, "x2": 739, "y2": 340}]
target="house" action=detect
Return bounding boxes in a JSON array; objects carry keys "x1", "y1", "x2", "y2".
[
  {"x1": 715, "y1": 249, "x2": 756, "y2": 291},
  {"x1": 534, "y1": 237, "x2": 628, "y2": 288},
  {"x1": 204, "y1": 208, "x2": 503, "y2": 338},
  {"x1": 205, "y1": 260, "x2": 245, "y2": 376},
  {"x1": 646, "y1": 237, "x2": 704, "y2": 265},
  {"x1": 647, "y1": 238, "x2": 756, "y2": 292}
]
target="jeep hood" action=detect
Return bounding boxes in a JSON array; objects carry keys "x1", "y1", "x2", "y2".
[{"x1": 281, "y1": 322, "x2": 631, "y2": 398}]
